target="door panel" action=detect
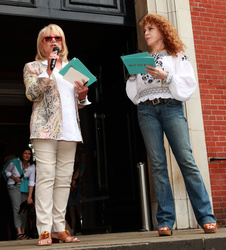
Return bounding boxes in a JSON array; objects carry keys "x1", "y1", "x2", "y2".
[{"x1": 77, "y1": 29, "x2": 148, "y2": 233}]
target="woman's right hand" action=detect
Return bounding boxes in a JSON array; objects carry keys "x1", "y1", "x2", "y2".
[
  {"x1": 47, "y1": 50, "x2": 59, "y2": 76},
  {"x1": 14, "y1": 177, "x2": 21, "y2": 183}
]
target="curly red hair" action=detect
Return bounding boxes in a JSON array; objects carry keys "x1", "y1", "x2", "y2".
[{"x1": 139, "y1": 14, "x2": 186, "y2": 57}]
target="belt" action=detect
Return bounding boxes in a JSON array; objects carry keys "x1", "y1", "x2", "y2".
[{"x1": 143, "y1": 98, "x2": 170, "y2": 105}]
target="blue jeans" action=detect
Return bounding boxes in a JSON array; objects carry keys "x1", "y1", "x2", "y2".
[{"x1": 137, "y1": 99, "x2": 216, "y2": 231}]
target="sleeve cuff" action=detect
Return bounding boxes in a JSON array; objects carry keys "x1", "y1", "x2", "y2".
[
  {"x1": 163, "y1": 72, "x2": 173, "y2": 85},
  {"x1": 128, "y1": 75, "x2": 137, "y2": 81},
  {"x1": 29, "y1": 181, "x2": 35, "y2": 187},
  {"x1": 78, "y1": 97, "x2": 91, "y2": 107},
  {"x1": 6, "y1": 172, "x2": 12, "y2": 178},
  {"x1": 38, "y1": 71, "x2": 53, "y2": 79}
]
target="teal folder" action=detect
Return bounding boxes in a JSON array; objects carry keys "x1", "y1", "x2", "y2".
[
  {"x1": 59, "y1": 57, "x2": 97, "y2": 86},
  {"x1": 121, "y1": 52, "x2": 156, "y2": 75}
]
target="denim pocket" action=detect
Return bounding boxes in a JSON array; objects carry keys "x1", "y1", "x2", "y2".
[{"x1": 167, "y1": 99, "x2": 182, "y2": 107}]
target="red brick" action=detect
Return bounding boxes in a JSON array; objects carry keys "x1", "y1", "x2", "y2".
[
  {"x1": 210, "y1": 174, "x2": 220, "y2": 179},
  {"x1": 190, "y1": 0, "x2": 226, "y2": 222},
  {"x1": 213, "y1": 202, "x2": 221, "y2": 208},
  {"x1": 216, "y1": 214, "x2": 226, "y2": 219},
  {"x1": 211, "y1": 185, "x2": 221, "y2": 190},
  {"x1": 216, "y1": 180, "x2": 225, "y2": 185},
  {"x1": 216, "y1": 142, "x2": 226, "y2": 147},
  {"x1": 211, "y1": 169, "x2": 226, "y2": 175},
  {"x1": 213, "y1": 121, "x2": 226, "y2": 126},
  {"x1": 213, "y1": 110, "x2": 226, "y2": 116},
  {"x1": 211, "y1": 179, "x2": 217, "y2": 185},
  {"x1": 211, "y1": 100, "x2": 224, "y2": 105},
  {"x1": 192, "y1": 7, "x2": 206, "y2": 12},
  {"x1": 220, "y1": 202, "x2": 226, "y2": 208},
  {"x1": 218, "y1": 136, "x2": 226, "y2": 141},
  {"x1": 212, "y1": 196, "x2": 223, "y2": 202},
  {"x1": 214, "y1": 208, "x2": 224, "y2": 214},
  {"x1": 204, "y1": 130, "x2": 215, "y2": 135},
  {"x1": 213, "y1": 190, "x2": 226, "y2": 196}
]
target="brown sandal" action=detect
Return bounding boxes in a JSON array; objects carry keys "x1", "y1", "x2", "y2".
[
  {"x1": 52, "y1": 230, "x2": 80, "y2": 243},
  {"x1": 38, "y1": 231, "x2": 52, "y2": 246},
  {"x1": 203, "y1": 223, "x2": 217, "y2": 233},
  {"x1": 158, "y1": 226, "x2": 172, "y2": 236}
]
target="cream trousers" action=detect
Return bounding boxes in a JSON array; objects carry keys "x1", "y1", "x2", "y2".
[{"x1": 32, "y1": 139, "x2": 77, "y2": 234}]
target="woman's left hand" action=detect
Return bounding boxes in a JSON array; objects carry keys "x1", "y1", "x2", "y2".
[
  {"x1": 74, "y1": 79, "x2": 89, "y2": 101},
  {"x1": 145, "y1": 65, "x2": 167, "y2": 80}
]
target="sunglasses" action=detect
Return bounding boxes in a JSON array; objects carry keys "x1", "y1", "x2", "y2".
[{"x1": 43, "y1": 36, "x2": 62, "y2": 42}]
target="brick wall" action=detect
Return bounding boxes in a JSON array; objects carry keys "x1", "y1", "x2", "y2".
[{"x1": 189, "y1": 0, "x2": 226, "y2": 226}]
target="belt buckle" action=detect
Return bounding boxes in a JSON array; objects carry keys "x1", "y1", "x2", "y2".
[{"x1": 152, "y1": 98, "x2": 161, "y2": 105}]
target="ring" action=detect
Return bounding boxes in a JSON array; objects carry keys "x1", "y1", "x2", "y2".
[{"x1": 78, "y1": 87, "x2": 82, "y2": 90}]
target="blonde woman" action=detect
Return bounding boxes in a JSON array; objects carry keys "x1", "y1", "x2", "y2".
[
  {"x1": 126, "y1": 14, "x2": 216, "y2": 236},
  {"x1": 24, "y1": 24, "x2": 89, "y2": 246}
]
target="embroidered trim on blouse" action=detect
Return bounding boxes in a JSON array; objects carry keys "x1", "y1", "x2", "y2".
[{"x1": 139, "y1": 87, "x2": 172, "y2": 99}]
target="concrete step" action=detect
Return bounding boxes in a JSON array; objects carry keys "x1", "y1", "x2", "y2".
[{"x1": 0, "y1": 228, "x2": 225, "y2": 250}]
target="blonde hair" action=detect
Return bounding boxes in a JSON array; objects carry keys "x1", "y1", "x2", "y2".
[
  {"x1": 139, "y1": 14, "x2": 186, "y2": 57},
  {"x1": 35, "y1": 24, "x2": 69, "y2": 62}
]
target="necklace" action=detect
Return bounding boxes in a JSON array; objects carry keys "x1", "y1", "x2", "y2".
[
  {"x1": 151, "y1": 48, "x2": 166, "y2": 54},
  {"x1": 22, "y1": 162, "x2": 28, "y2": 170}
]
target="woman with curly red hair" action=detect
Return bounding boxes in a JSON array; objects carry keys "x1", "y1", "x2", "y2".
[{"x1": 126, "y1": 14, "x2": 216, "y2": 236}]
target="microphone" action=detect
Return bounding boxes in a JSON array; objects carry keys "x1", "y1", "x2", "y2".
[{"x1": 50, "y1": 46, "x2": 60, "y2": 70}]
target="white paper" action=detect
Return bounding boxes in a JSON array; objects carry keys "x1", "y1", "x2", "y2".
[{"x1": 63, "y1": 66, "x2": 89, "y2": 86}]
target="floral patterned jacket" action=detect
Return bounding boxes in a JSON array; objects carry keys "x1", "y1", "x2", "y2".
[{"x1": 23, "y1": 61, "x2": 85, "y2": 140}]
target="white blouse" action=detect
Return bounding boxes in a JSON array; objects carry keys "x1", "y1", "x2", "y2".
[
  {"x1": 38, "y1": 61, "x2": 90, "y2": 142},
  {"x1": 126, "y1": 52, "x2": 197, "y2": 105},
  {"x1": 5, "y1": 158, "x2": 36, "y2": 186}
]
